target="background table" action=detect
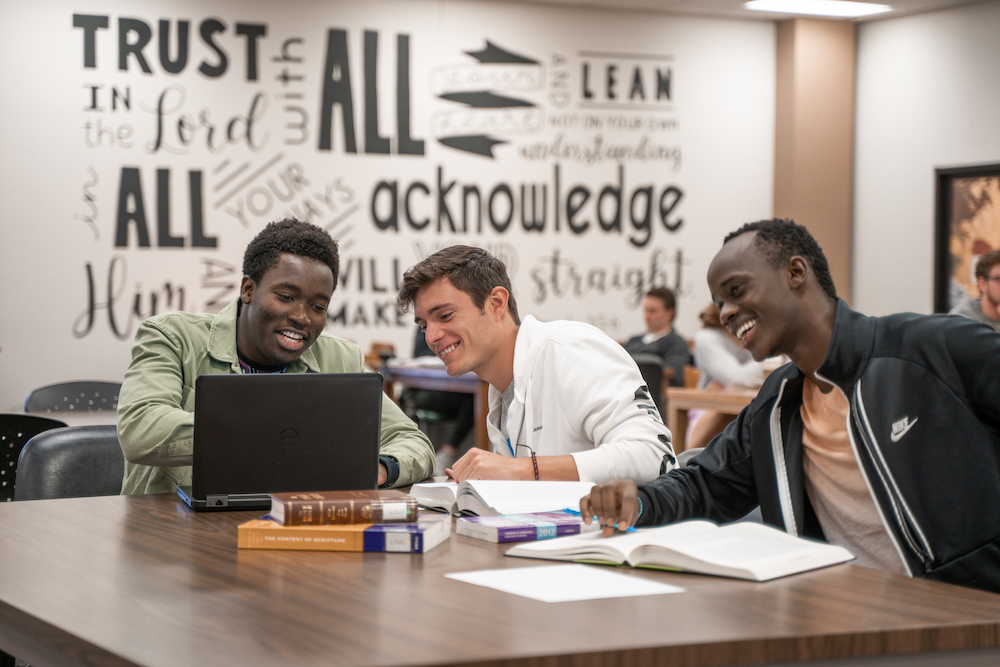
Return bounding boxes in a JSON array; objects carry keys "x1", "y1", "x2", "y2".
[
  {"x1": 381, "y1": 364, "x2": 489, "y2": 451},
  {"x1": 2, "y1": 494, "x2": 1000, "y2": 667},
  {"x1": 665, "y1": 387, "x2": 758, "y2": 451},
  {"x1": 22, "y1": 411, "x2": 118, "y2": 428}
]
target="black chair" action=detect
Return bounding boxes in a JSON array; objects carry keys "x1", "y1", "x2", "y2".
[
  {"x1": 0, "y1": 414, "x2": 67, "y2": 502},
  {"x1": 24, "y1": 381, "x2": 122, "y2": 414},
  {"x1": 14, "y1": 425, "x2": 124, "y2": 501},
  {"x1": 628, "y1": 352, "x2": 665, "y2": 420}
]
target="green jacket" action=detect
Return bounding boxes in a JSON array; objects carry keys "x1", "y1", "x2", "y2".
[{"x1": 118, "y1": 299, "x2": 434, "y2": 495}]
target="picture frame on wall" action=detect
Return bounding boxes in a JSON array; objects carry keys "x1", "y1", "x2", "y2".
[{"x1": 934, "y1": 162, "x2": 1000, "y2": 313}]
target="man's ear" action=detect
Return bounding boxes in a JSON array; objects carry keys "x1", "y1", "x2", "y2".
[
  {"x1": 977, "y1": 276, "x2": 988, "y2": 298},
  {"x1": 487, "y1": 286, "x2": 510, "y2": 321},
  {"x1": 240, "y1": 275, "x2": 255, "y2": 304},
  {"x1": 787, "y1": 256, "x2": 809, "y2": 290}
]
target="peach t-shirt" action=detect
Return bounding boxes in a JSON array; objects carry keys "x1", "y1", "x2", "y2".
[{"x1": 800, "y1": 378, "x2": 907, "y2": 574}]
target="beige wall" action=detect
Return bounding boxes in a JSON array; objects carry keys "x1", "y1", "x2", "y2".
[{"x1": 774, "y1": 19, "x2": 855, "y2": 302}]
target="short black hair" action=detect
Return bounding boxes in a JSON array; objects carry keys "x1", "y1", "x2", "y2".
[
  {"x1": 242, "y1": 218, "x2": 340, "y2": 287},
  {"x1": 397, "y1": 245, "x2": 520, "y2": 325},
  {"x1": 723, "y1": 219, "x2": 837, "y2": 302}
]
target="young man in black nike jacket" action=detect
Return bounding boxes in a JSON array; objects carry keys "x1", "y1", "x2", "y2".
[{"x1": 582, "y1": 218, "x2": 1000, "y2": 593}]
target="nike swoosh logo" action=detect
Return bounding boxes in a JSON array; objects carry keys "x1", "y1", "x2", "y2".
[{"x1": 890, "y1": 417, "x2": 918, "y2": 443}]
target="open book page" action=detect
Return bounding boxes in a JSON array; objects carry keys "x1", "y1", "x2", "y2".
[
  {"x1": 630, "y1": 522, "x2": 854, "y2": 581},
  {"x1": 409, "y1": 482, "x2": 459, "y2": 513},
  {"x1": 459, "y1": 480, "x2": 596, "y2": 516},
  {"x1": 507, "y1": 520, "x2": 854, "y2": 581},
  {"x1": 507, "y1": 520, "x2": 718, "y2": 563}
]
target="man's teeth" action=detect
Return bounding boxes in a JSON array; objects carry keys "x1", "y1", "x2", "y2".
[
  {"x1": 737, "y1": 319, "x2": 756, "y2": 340},
  {"x1": 439, "y1": 343, "x2": 458, "y2": 357},
  {"x1": 281, "y1": 331, "x2": 304, "y2": 340}
]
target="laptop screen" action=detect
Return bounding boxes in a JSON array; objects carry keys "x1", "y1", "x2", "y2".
[{"x1": 191, "y1": 373, "x2": 383, "y2": 499}]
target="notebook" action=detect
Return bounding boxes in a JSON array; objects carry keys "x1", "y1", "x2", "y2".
[{"x1": 177, "y1": 372, "x2": 383, "y2": 511}]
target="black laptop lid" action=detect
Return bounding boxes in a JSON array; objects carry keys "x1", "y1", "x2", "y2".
[{"x1": 191, "y1": 373, "x2": 383, "y2": 499}]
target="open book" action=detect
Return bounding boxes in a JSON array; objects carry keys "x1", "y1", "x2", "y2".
[
  {"x1": 408, "y1": 480, "x2": 595, "y2": 516},
  {"x1": 506, "y1": 520, "x2": 854, "y2": 582}
]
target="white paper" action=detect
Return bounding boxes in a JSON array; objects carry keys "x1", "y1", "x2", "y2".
[{"x1": 445, "y1": 564, "x2": 683, "y2": 603}]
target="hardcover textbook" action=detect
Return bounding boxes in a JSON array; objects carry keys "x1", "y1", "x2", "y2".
[
  {"x1": 456, "y1": 510, "x2": 601, "y2": 543},
  {"x1": 408, "y1": 480, "x2": 595, "y2": 516},
  {"x1": 269, "y1": 490, "x2": 418, "y2": 526},
  {"x1": 506, "y1": 520, "x2": 854, "y2": 581},
  {"x1": 237, "y1": 514, "x2": 451, "y2": 553}
]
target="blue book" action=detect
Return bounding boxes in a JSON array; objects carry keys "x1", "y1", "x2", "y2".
[{"x1": 456, "y1": 510, "x2": 600, "y2": 543}]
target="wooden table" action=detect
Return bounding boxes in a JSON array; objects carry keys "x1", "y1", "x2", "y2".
[
  {"x1": 1, "y1": 495, "x2": 1000, "y2": 667},
  {"x1": 381, "y1": 364, "x2": 490, "y2": 451},
  {"x1": 666, "y1": 387, "x2": 758, "y2": 452}
]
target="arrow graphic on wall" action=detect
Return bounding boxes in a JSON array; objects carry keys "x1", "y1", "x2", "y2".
[{"x1": 434, "y1": 40, "x2": 543, "y2": 159}]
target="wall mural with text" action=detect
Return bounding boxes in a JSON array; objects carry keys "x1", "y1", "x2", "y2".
[{"x1": 0, "y1": 0, "x2": 775, "y2": 409}]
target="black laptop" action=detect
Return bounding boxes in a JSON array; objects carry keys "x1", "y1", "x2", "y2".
[{"x1": 177, "y1": 372, "x2": 383, "y2": 511}]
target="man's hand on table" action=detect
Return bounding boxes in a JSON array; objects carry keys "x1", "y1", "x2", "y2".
[
  {"x1": 447, "y1": 448, "x2": 532, "y2": 482},
  {"x1": 579, "y1": 480, "x2": 640, "y2": 537}
]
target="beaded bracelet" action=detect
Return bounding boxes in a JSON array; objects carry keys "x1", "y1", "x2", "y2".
[{"x1": 530, "y1": 452, "x2": 539, "y2": 480}]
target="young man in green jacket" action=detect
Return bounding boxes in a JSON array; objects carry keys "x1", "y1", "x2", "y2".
[{"x1": 118, "y1": 219, "x2": 434, "y2": 495}]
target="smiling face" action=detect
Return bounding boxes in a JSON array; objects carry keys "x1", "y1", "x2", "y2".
[
  {"x1": 413, "y1": 277, "x2": 511, "y2": 383},
  {"x1": 236, "y1": 253, "x2": 335, "y2": 368},
  {"x1": 707, "y1": 232, "x2": 806, "y2": 363}
]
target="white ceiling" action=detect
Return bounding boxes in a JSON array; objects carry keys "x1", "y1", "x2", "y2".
[{"x1": 480, "y1": 0, "x2": 983, "y2": 21}]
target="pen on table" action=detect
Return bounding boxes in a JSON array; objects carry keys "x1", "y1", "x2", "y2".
[{"x1": 561, "y1": 508, "x2": 637, "y2": 533}]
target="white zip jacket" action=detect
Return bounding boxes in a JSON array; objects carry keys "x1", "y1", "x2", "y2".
[{"x1": 486, "y1": 315, "x2": 675, "y2": 484}]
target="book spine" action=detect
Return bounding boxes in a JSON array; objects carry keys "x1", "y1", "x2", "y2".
[
  {"x1": 470, "y1": 523, "x2": 592, "y2": 543},
  {"x1": 362, "y1": 529, "x2": 426, "y2": 553},
  {"x1": 555, "y1": 524, "x2": 587, "y2": 538},
  {"x1": 275, "y1": 498, "x2": 418, "y2": 526},
  {"x1": 237, "y1": 524, "x2": 366, "y2": 551},
  {"x1": 455, "y1": 520, "x2": 500, "y2": 543},
  {"x1": 495, "y1": 526, "x2": 544, "y2": 543}
]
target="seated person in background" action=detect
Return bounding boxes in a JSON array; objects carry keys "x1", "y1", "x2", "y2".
[
  {"x1": 623, "y1": 287, "x2": 692, "y2": 387},
  {"x1": 118, "y1": 218, "x2": 434, "y2": 494},
  {"x1": 581, "y1": 218, "x2": 1000, "y2": 594},
  {"x1": 397, "y1": 246, "x2": 674, "y2": 484},
  {"x1": 949, "y1": 249, "x2": 1000, "y2": 332},
  {"x1": 401, "y1": 327, "x2": 475, "y2": 475},
  {"x1": 686, "y1": 301, "x2": 767, "y2": 450}
]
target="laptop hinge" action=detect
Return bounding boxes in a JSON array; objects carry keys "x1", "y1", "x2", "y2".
[{"x1": 206, "y1": 495, "x2": 229, "y2": 508}]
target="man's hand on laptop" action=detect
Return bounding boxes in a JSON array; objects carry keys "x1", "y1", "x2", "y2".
[
  {"x1": 447, "y1": 449, "x2": 532, "y2": 482},
  {"x1": 378, "y1": 463, "x2": 387, "y2": 487},
  {"x1": 579, "y1": 480, "x2": 640, "y2": 537}
]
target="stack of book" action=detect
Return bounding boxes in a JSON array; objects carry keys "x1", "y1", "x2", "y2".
[
  {"x1": 409, "y1": 480, "x2": 596, "y2": 516},
  {"x1": 237, "y1": 490, "x2": 450, "y2": 553}
]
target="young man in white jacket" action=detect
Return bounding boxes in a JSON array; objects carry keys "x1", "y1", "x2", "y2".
[{"x1": 397, "y1": 246, "x2": 675, "y2": 485}]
